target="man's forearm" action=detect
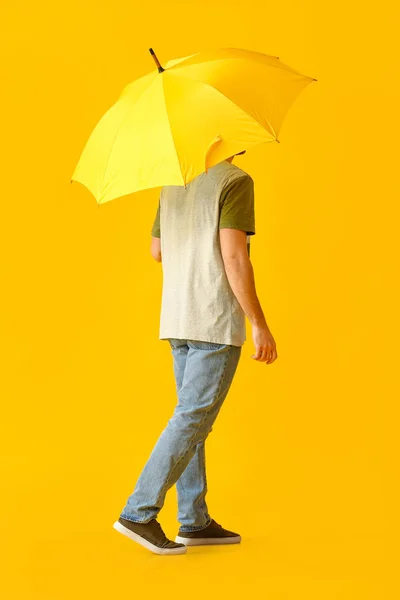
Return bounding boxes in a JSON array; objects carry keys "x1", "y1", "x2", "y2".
[{"x1": 223, "y1": 256, "x2": 267, "y2": 326}]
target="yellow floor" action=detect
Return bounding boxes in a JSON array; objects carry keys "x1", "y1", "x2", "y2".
[
  {"x1": 3, "y1": 522, "x2": 393, "y2": 599},
  {"x1": 2, "y1": 452, "x2": 396, "y2": 600}
]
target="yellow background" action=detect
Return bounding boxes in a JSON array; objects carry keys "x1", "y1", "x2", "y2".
[{"x1": 1, "y1": 1, "x2": 399, "y2": 598}]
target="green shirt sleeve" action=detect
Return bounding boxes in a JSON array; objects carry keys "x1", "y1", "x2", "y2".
[
  {"x1": 151, "y1": 198, "x2": 161, "y2": 238},
  {"x1": 219, "y1": 174, "x2": 255, "y2": 236}
]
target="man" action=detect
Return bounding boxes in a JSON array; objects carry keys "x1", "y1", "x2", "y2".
[{"x1": 113, "y1": 151, "x2": 277, "y2": 555}]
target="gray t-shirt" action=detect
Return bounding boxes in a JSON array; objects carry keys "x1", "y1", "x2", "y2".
[{"x1": 151, "y1": 160, "x2": 255, "y2": 346}]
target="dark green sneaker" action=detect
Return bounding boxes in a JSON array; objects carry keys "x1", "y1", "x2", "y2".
[
  {"x1": 175, "y1": 518, "x2": 241, "y2": 546},
  {"x1": 113, "y1": 517, "x2": 187, "y2": 555}
]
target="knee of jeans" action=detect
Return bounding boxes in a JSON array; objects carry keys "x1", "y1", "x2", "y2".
[{"x1": 169, "y1": 409, "x2": 211, "y2": 434}]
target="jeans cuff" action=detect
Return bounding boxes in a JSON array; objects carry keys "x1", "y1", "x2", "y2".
[
  {"x1": 179, "y1": 516, "x2": 212, "y2": 532},
  {"x1": 120, "y1": 514, "x2": 152, "y2": 524}
]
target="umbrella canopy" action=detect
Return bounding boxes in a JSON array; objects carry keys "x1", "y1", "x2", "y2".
[{"x1": 71, "y1": 47, "x2": 317, "y2": 205}]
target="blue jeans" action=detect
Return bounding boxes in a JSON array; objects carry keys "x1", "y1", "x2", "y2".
[{"x1": 119, "y1": 338, "x2": 242, "y2": 532}]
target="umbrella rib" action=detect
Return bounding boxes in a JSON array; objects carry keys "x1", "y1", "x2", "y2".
[{"x1": 161, "y1": 74, "x2": 186, "y2": 187}]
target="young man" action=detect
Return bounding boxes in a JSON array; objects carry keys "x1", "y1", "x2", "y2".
[{"x1": 113, "y1": 151, "x2": 277, "y2": 555}]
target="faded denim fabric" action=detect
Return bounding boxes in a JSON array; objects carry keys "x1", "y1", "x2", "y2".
[{"x1": 119, "y1": 338, "x2": 241, "y2": 531}]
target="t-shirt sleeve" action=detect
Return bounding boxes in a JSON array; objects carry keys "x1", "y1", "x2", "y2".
[
  {"x1": 219, "y1": 174, "x2": 255, "y2": 235},
  {"x1": 151, "y1": 198, "x2": 161, "y2": 238}
]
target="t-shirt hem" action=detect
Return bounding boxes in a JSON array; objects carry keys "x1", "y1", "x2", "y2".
[{"x1": 159, "y1": 334, "x2": 244, "y2": 347}]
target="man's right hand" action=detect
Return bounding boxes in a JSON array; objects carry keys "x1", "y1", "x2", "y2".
[{"x1": 251, "y1": 323, "x2": 278, "y2": 364}]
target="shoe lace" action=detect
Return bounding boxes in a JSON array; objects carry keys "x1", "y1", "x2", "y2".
[
  {"x1": 153, "y1": 519, "x2": 177, "y2": 548},
  {"x1": 153, "y1": 519, "x2": 168, "y2": 540}
]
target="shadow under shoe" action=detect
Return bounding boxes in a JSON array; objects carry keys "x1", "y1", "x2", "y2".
[{"x1": 113, "y1": 517, "x2": 187, "y2": 555}]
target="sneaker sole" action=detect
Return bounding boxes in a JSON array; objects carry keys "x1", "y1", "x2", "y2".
[
  {"x1": 175, "y1": 534, "x2": 241, "y2": 546},
  {"x1": 113, "y1": 521, "x2": 187, "y2": 555}
]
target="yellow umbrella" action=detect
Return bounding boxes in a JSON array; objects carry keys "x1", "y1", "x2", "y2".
[{"x1": 71, "y1": 47, "x2": 317, "y2": 205}]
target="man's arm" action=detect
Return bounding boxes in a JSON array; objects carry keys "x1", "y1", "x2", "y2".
[
  {"x1": 219, "y1": 174, "x2": 263, "y2": 323},
  {"x1": 151, "y1": 236, "x2": 162, "y2": 262},
  {"x1": 219, "y1": 229, "x2": 266, "y2": 326},
  {"x1": 218, "y1": 175, "x2": 277, "y2": 363},
  {"x1": 220, "y1": 228, "x2": 277, "y2": 363},
  {"x1": 150, "y1": 198, "x2": 162, "y2": 262}
]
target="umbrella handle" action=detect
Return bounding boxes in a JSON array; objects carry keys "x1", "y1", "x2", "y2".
[{"x1": 149, "y1": 48, "x2": 165, "y2": 73}]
